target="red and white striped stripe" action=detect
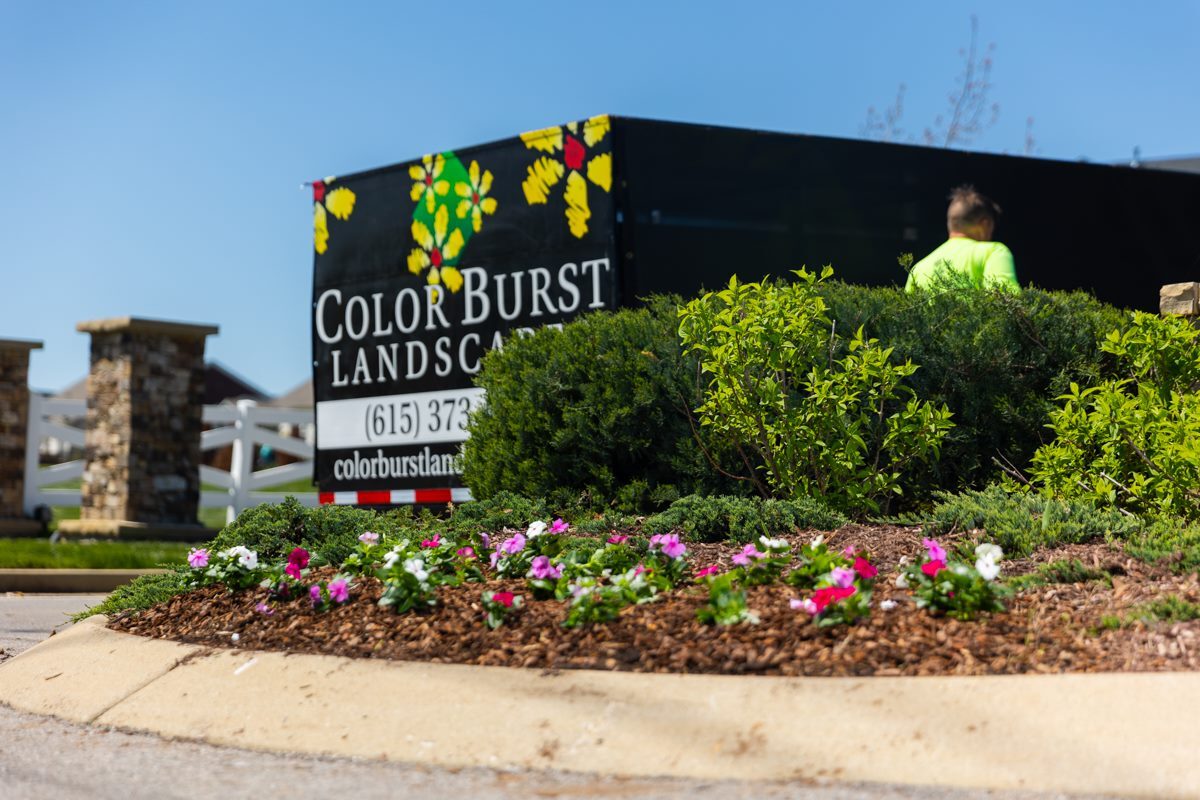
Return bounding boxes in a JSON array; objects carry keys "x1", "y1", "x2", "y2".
[{"x1": 318, "y1": 487, "x2": 474, "y2": 506}]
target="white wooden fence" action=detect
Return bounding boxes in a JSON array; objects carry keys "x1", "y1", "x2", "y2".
[{"x1": 23, "y1": 395, "x2": 317, "y2": 525}]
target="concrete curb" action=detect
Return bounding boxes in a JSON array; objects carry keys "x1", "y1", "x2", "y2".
[
  {"x1": 2, "y1": 616, "x2": 1199, "y2": 798},
  {"x1": 0, "y1": 568, "x2": 166, "y2": 593}
]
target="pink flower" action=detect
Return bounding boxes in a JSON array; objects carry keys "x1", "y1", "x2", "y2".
[
  {"x1": 659, "y1": 534, "x2": 687, "y2": 559},
  {"x1": 648, "y1": 534, "x2": 663, "y2": 550},
  {"x1": 456, "y1": 546, "x2": 476, "y2": 559},
  {"x1": 921, "y1": 560, "x2": 946, "y2": 578},
  {"x1": 830, "y1": 566, "x2": 856, "y2": 589},
  {"x1": 288, "y1": 548, "x2": 310, "y2": 569},
  {"x1": 842, "y1": 544, "x2": 857, "y2": 558},
  {"x1": 254, "y1": 601, "x2": 274, "y2": 616},
  {"x1": 479, "y1": 532, "x2": 490, "y2": 550},
  {"x1": 501, "y1": 533, "x2": 526, "y2": 555},
  {"x1": 607, "y1": 534, "x2": 628, "y2": 545},
  {"x1": 695, "y1": 564, "x2": 722, "y2": 579},
  {"x1": 528, "y1": 555, "x2": 562, "y2": 580},
  {"x1": 187, "y1": 548, "x2": 209, "y2": 569},
  {"x1": 358, "y1": 531, "x2": 379, "y2": 545},
  {"x1": 922, "y1": 538, "x2": 947, "y2": 563},
  {"x1": 309, "y1": 585, "x2": 322, "y2": 606},
  {"x1": 812, "y1": 585, "x2": 856, "y2": 612},
  {"x1": 731, "y1": 544, "x2": 764, "y2": 566},
  {"x1": 420, "y1": 534, "x2": 441, "y2": 549},
  {"x1": 853, "y1": 557, "x2": 878, "y2": 580},
  {"x1": 550, "y1": 518, "x2": 570, "y2": 534},
  {"x1": 790, "y1": 597, "x2": 819, "y2": 615},
  {"x1": 328, "y1": 579, "x2": 349, "y2": 604},
  {"x1": 489, "y1": 550, "x2": 500, "y2": 569},
  {"x1": 285, "y1": 562, "x2": 302, "y2": 580},
  {"x1": 491, "y1": 591, "x2": 515, "y2": 608}
]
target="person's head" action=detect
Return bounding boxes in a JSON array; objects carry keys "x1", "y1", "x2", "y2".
[{"x1": 946, "y1": 184, "x2": 1001, "y2": 240}]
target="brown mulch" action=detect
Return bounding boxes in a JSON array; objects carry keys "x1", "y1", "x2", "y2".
[{"x1": 110, "y1": 525, "x2": 1200, "y2": 677}]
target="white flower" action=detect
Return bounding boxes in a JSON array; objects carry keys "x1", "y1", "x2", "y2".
[
  {"x1": 880, "y1": 599, "x2": 898, "y2": 611},
  {"x1": 976, "y1": 556, "x2": 1002, "y2": 582},
  {"x1": 759, "y1": 536, "x2": 788, "y2": 551},
  {"x1": 975, "y1": 543, "x2": 1003, "y2": 563},
  {"x1": 895, "y1": 573, "x2": 909, "y2": 589},
  {"x1": 526, "y1": 520, "x2": 548, "y2": 538},
  {"x1": 383, "y1": 547, "x2": 404, "y2": 570},
  {"x1": 952, "y1": 563, "x2": 970, "y2": 577},
  {"x1": 222, "y1": 546, "x2": 257, "y2": 570},
  {"x1": 809, "y1": 535, "x2": 825, "y2": 548},
  {"x1": 898, "y1": 555, "x2": 909, "y2": 567},
  {"x1": 402, "y1": 557, "x2": 429, "y2": 583}
]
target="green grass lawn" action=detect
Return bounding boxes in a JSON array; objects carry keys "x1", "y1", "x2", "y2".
[
  {"x1": 50, "y1": 506, "x2": 228, "y2": 534},
  {"x1": 0, "y1": 538, "x2": 193, "y2": 569}
]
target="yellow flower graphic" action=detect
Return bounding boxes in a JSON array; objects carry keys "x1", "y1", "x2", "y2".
[
  {"x1": 313, "y1": 203, "x2": 329, "y2": 255},
  {"x1": 454, "y1": 160, "x2": 498, "y2": 233},
  {"x1": 312, "y1": 177, "x2": 356, "y2": 255},
  {"x1": 519, "y1": 115, "x2": 611, "y2": 238},
  {"x1": 408, "y1": 204, "x2": 465, "y2": 292},
  {"x1": 409, "y1": 154, "x2": 450, "y2": 214}
]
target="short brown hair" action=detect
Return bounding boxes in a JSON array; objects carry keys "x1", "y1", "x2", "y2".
[{"x1": 947, "y1": 184, "x2": 1001, "y2": 232}]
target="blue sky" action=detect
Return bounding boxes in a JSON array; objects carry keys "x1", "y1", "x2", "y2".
[{"x1": 4, "y1": 1, "x2": 1198, "y2": 394}]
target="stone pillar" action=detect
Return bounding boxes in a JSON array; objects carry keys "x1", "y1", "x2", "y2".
[
  {"x1": 1161, "y1": 283, "x2": 1200, "y2": 317},
  {"x1": 0, "y1": 339, "x2": 43, "y2": 535},
  {"x1": 58, "y1": 317, "x2": 218, "y2": 540}
]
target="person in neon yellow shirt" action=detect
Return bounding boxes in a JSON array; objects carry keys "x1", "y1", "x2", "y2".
[{"x1": 905, "y1": 185, "x2": 1019, "y2": 292}]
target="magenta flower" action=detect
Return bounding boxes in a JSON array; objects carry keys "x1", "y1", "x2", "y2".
[
  {"x1": 187, "y1": 548, "x2": 209, "y2": 569},
  {"x1": 420, "y1": 534, "x2": 441, "y2": 549},
  {"x1": 550, "y1": 518, "x2": 569, "y2": 534},
  {"x1": 731, "y1": 543, "x2": 764, "y2": 566},
  {"x1": 633, "y1": 563, "x2": 648, "y2": 577},
  {"x1": 921, "y1": 559, "x2": 946, "y2": 578},
  {"x1": 695, "y1": 564, "x2": 722, "y2": 579},
  {"x1": 254, "y1": 601, "x2": 274, "y2": 616},
  {"x1": 528, "y1": 555, "x2": 563, "y2": 580},
  {"x1": 288, "y1": 548, "x2": 310, "y2": 569},
  {"x1": 491, "y1": 591, "x2": 516, "y2": 608},
  {"x1": 501, "y1": 533, "x2": 526, "y2": 555},
  {"x1": 309, "y1": 585, "x2": 322, "y2": 606},
  {"x1": 607, "y1": 534, "x2": 628, "y2": 545},
  {"x1": 922, "y1": 538, "x2": 947, "y2": 563},
  {"x1": 456, "y1": 546, "x2": 476, "y2": 559},
  {"x1": 284, "y1": 562, "x2": 302, "y2": 580},
  {"x1": 660, "y1": 534, "x2": 687, "y2": 559},
  {"x1": 479, "y1": 532, "x2": 490, "y2": 550},
  {"x1": 830, "y1": 566, "x2": 856, "y2": 589},
  {"x1": 853, "y1": 557, "x2": 879, "y2": 580},
  {"x1": 328, "y1": 579, "x2": 350, "y2": 604},
  {"x1": 358, "y1": 531, "x2": 379, "y2": 545}
]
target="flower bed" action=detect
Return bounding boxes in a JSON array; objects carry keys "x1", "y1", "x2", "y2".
[{"x1": 109, "y1": 522, "x2": 1200, "y2": 677}]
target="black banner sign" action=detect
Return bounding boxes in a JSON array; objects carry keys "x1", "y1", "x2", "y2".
[{"x1": 311, "y1": 116, "x2": 619, "y2": 495}]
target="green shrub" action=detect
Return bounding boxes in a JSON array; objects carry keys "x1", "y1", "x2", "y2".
[
  {"x1": 462, "y1": 297, "x2": 743, "y2": 511},
  {"x1": 818, "y1": 280, "x2": 1125, "y2": 499},
  {"x1": 905, "y1": 485, "x2": 1140, "y2": 556},
  {"x1": 1008, "y1": 559, "x2": 1112, "y2": 591},
  {"x1": 442, "y1": 491, "x2": 552, "y2": 537},
  {"x1": 73, "y1": 569, "x2": 190, "y2": 621},
  {"x1": 1129, "y1": 595, "x2": 1200, "y2": 625},
  {"x1": 1031, "y1": 311, "x2": 1200, "y2": 520},
  {"x1": 679, "y1": 269, "x2": 953, "y2": 513},
  {"x1": 207, "y1": 497, "x2": 422, "y2": 565},
  {"x1": 644, "y1": 494, "x2": 846, "y2": 543}
]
